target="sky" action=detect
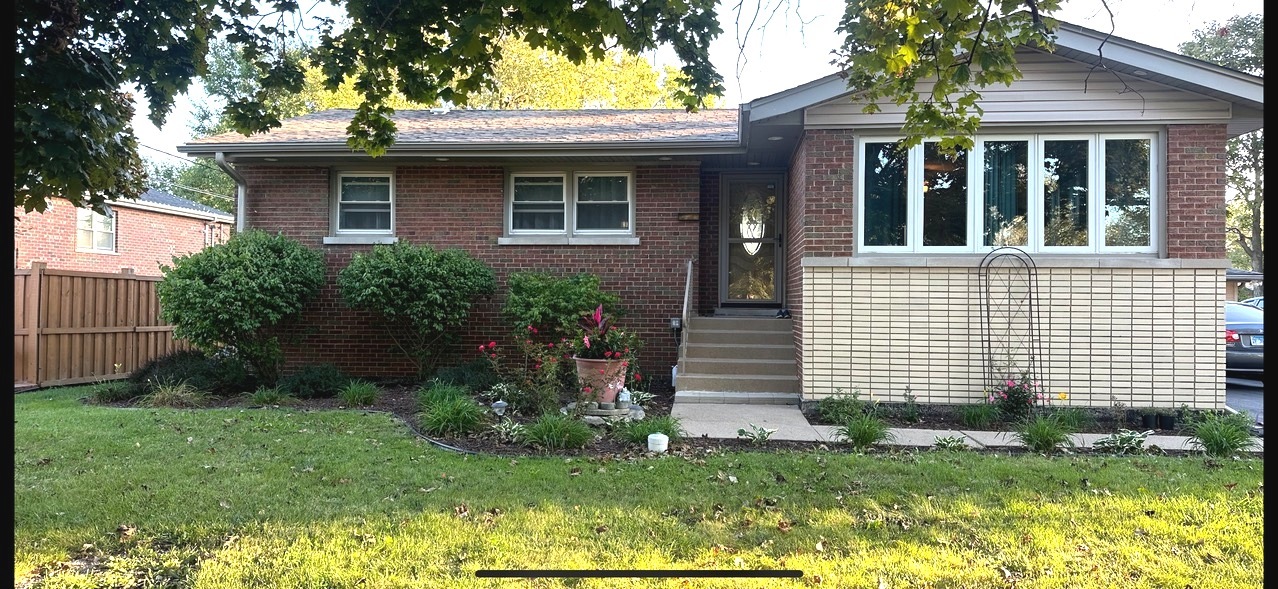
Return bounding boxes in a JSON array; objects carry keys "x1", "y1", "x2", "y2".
[{"x1": 132, "y1": 0, "x2": 1263, "y2": 166}]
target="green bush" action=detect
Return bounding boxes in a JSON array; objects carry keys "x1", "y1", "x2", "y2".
[
  {"x1": 416, "y1": 382, "x2": 471, "y2": 413},
  {"x1": 278, "y1": 364, "x2": 348, "y2": 399},
  {"x1": 157, "y1": 230, "x2": 326, "y2": 385},
  {"x1": 431, "y1": 359, "x2": 500, "y2": 393},
  {"x1": 502, "y1": 272, "x2": 622, "y2": 337},
  {"x1": 815, "y1": 390, "x2": 867, "y2": 424},
  {"x1": 337, "y1": 242, "x2": 496, "y2": 376},
  {"x1": 87, "y1": 381, "x2": 137, "y2": 404},
  {"x1": 129, "y1": 350, "x2": 256, "y2": 397},
  {"x1": 1011, "y1": 415, "x2": 1075, "y2": 454},
  {"x1": 957, "y1": 404, "x2": 999, "y2": 429},
  {"x1": 1187, "y1": 412, "x2": 1258, "y2": 457},
  {"x1": 420, "y1": 396, "x2": 485, "y2": 437},
  {"x1": 613, "y1": 416, "x2": 684, "y2": 446},
  {"x1": 835, "y1": 413, "x2": 895, "y2": 449},
  {"x1": 339, "y1": 380, "x2": 380, "y2": 407},
  {"x1": 246, "y1": 386, "x2": 298, "y2": 407},
  {"x1": 520, "y1": 414, "x2": 596, "y2": 451},
  {"x1": 137, "y1": 380, "x2": 211, "y2": 408}
]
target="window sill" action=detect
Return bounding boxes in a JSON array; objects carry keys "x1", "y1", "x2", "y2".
[
  {"x1": 322, "y1": 235, "x2": 399, "y2": 245},
  {"x1": 76, "y1": 248, "x2": 119, "y2": 255},
  {"x1": 498, "y1": 236, "x2": 640, "y2": 246}
]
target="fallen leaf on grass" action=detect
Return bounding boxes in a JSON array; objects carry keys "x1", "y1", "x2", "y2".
[
  {"x1": 219, "y1": 500, "x2": 231, "y2": 509},
  {"x1": 454, "y1": 504, "x2": 470, "y2": 518}
]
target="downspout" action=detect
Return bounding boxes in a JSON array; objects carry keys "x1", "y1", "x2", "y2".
[{"x1": 214, "y1": 152, "x2": 247, "y2": 233}]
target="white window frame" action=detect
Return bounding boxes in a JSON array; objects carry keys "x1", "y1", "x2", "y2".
[
  {"x1": 505, "y1": 169, "x2": 636, "y2": 238},
  {"x1": 857, "y1": 132, "x2": 1160, "y2": 255},
  {"x1": 331, "y1": 171, "x2": 395, "y2": 237},
  {"x1": 507, "y1": 172, "x2": 568, "y2": 235},
  {"x1": 76, "y1": 207, "x2": 117, "y2": 254}
]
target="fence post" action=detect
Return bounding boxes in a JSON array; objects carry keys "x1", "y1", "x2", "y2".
[{"x1": 25, "y1": 262, "x2": 44, "y2": 386}]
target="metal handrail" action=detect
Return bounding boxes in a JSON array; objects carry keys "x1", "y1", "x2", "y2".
[{"x1": 679, "y1": 258, "x2": 693, "y2": 360}]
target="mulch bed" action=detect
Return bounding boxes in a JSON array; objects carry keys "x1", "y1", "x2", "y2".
[{"x1": 97, "y1": 385, "x2": 1257, "y2": 458}]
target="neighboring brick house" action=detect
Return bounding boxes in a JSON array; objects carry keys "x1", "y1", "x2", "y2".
[
  {"x1": 178, "y1": 22, "x2": 1262, "y2": 410},
  {"x1": 14, "y1": 189, "x2": 234, "y2": 276}
]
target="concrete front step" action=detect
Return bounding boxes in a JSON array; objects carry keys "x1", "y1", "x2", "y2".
[
  {"x1": 674, "y1": 391, "x2": 801, "y2": 405},
  {"x1": 681, "y1": 342, "x2": 795, "y2": 360},
  {"x1": 678, "y1": 357, "x2": 796, "y2": 377},
  {"x1": 686, "y1": 329, "x2": 794, "y2": 346},
  {"x1": 675, "y1": 373, "x2": 799, "y2": 394},
  {"x1": 689, "y1": 316, "x2": 792, "y2": 332}
]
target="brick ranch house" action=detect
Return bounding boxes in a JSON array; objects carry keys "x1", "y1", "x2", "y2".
[
  {"x1": 14, "y1": 189, "x2": 234, "y2": 276},
  {"x1": 178, "y1": 22, "x2": 1262, "y2": 410}
]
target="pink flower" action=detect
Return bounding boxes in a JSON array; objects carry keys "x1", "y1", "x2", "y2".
[
  {"x1": 583, "y1": 336, "x2": 591, "y2": 349},
  {"x1": 488, "y1": 341, "x2": 497, "y2": 349},
  {"x1": 478, "y1": 345, "x2": 486, "y2": 352},
  {"x1": 1005, "y1": 379, "x2": 1015, "y2": 387},
  {"x1": 489, "y1": 353, "x2": 497, "y2": 359},
  {"x1": 583, "y1": 386, "x2": 592, "y2": 394},
  {"x1": 547, "y1": 343, "x2": 554, "y2": 348}
]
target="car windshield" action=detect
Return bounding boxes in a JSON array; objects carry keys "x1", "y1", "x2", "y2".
[{"x1": 1225, "y1": 302, "x2": 1264, "y2": 322}]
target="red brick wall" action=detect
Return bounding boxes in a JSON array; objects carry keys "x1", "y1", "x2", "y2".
[
  {"x1": 238, "y1": 163, "x2": 702, "y2": 383},
  {"x1": 13, "y1": 200, "x2": 231, "y2": 276},
  {"x1": 1165, "y1": 124, "x2": 1228, "y2": 259},
  {"x1": 786, "y1": 139, "x2": 809, "y2": 371},
  {"x1": 697, "y1": 170, "x2": 720, "y2": 314},
  {"x1": 796, "y1": 129, "x2": 857, "y2": 257}
]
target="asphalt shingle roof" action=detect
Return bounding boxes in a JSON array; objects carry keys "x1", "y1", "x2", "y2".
[
  {"x1": 187, "y1": 108, "x2": 740, "y2": 146},
  {"x1": 133, "y1": 188, "x2": 232, "y2": 217}
]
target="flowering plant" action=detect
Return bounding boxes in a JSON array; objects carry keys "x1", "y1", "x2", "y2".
[
  {"x1": 986, "y1": 372, "x2": 1050, "y2": 420},
  {"x1": 569, "y1": 305, "x2": 640, "y2": 362}
]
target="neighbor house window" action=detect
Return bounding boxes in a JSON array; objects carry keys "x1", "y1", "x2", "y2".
[
  {"x1": 858, "y1": 133, "x2": 1157, "y2": 254},
  {"x1": 76, "y1": 207, "x2": 116, "y2": 253},
  {"x1": 335, "y1": 173, "x2": 393, "y2": 234},
  {"x1": 508, "y1": 171, "x2": 633, "y2": 235}
]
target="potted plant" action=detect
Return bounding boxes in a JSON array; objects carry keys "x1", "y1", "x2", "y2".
[
  {"x1": 1157, "y1": 410, "x2": 1178, "y2": 431},
  {"x1": 1140, "y1": 410, "x2": 1158, "y2": 429},
  {"x1": 568, "y1": 305, "x2": 640, "y2": 404}
]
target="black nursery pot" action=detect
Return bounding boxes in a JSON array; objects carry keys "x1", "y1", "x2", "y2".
[
  {"x1": 1158, "y1": 413, "x2": 1177, "y2": 431},
  {"x1": 1141, "y1": 413, "x2": 1158, "y2": 429},
  {"x1": 1126, "y1": 409, "x2": 1140, "y2": 425}
]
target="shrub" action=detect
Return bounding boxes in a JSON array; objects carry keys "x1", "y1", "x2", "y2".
[
  {"x1": 338, "y1": 242, "x2": 496, "y2": 376},
  {"x1": 613, "y1": 416, "x2": 684, "y2": 446},
  {"x1": 246, "y1": 386, "x2": 298, "y2": 407},
  {"x1": 520, "y1": 414, "x2": 596, "y2": 450},
  {"x1": 1050, "y1": 407, "x2": 1093, "y2": 431},
  {"x1": 1187, "y1": 412, "x2": 1258, "y2": 457},
  {"x1": 278, "y1": 364, "x2": 349, "y2": 399},
  {"x1": 835, "y1": 413, "x2": 895, "y2": 449},
  {"x1": 1010, "y1": 415, "x2": 1075, "y2": 454},
  {"x1": 431, "y1": 359, "x2": 500, "y2": 393},
  {"x1": 129, "y1": 350, "x2": 256, "y2": 397},
  {"x1": 339, "y1": 380, "x2": 380, "y2": 407},
  {"x1": 137, "y1": 380, "x2": 210, "y2": 408},
  {"x1": 502, "y1": 272, "x2": 622, "y2": 338},
  {"x1": 416, "y1": 382, "x2": 471, "y2": 413},
  {"x1": 87, "y1": 381, "x2": 136, "y2": 404},
  {"x1": 420, "y1": 396, "x2": 485, "y2": 437},
  {"x1": 986, "y1": 372, "x2": 1049, "y2": 421},
  {"x1": 157, "y1": 230, "x2": 326, "y2": 384},
  {"x1": 897, "y1": 390, "x2": 923, "y2": 423},
  {"x1": 815, "y1": 389, "x2": 867, "y2": 424},
  {"x1": 957, "y1": 404, "x2": 999, "y2": 429}
]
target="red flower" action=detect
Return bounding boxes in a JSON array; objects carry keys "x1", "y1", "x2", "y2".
[
  {"x1": 488, "y1": 341, "x2": 497, "y2": 348},
  {"x1": 634, "y1": 373, "x2": 642, "y2": 382}
]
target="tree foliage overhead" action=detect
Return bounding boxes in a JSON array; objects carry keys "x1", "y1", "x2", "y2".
[
  {"x1": 832, "y1": 0, "x2": 1061, "y2": 152},
  {"x1": 1178, "y1": 14, "x2": 1263, "y2": 284},
  {"x1": 15, "y1": 0, "x2": 725, "y2": 215}
]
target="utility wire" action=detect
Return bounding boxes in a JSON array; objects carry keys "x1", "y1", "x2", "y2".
[
  {"x1": 150, "y1": 179, "x2": 235, "y2": 203},
  {"x1": 140, "y1": 144, "x2": 230, "y2": 176}
]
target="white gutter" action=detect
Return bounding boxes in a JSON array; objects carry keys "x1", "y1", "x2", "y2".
[{"x1": 215, "y1": 152, "x2": 248, "y2": 232}]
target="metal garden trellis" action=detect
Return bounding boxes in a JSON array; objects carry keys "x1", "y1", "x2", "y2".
[{"x1": 978, "y1": 247, "x2": 1047, "y2": 401}]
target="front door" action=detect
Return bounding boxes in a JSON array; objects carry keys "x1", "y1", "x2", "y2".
[{"x1": 720, "y1": 175, "x2": 783, "y2": 306}]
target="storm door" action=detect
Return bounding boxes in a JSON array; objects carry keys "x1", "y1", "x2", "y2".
[{"x1": 720, "y1": 175, "x2": 783, "y2": 306}]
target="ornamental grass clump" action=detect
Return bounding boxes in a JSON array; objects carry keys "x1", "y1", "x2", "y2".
[
  {"x1": 520, "y1": 414, "x2": 595, "y2": 451},
  {"x1": 1187, "y1": 412, "x2": 1258, "y2": 457},
  {"x1": 339, "y1": 379, "x2": 380, "y2": 407},
  {"x1": 614, "y1": 416, "x2": 684, "y2": 446},
  {"x1": 1010, "y1": 414, "x2": 1075, "y2": 454},
  {"x1": 835, "y1": 413, "x2": 896, "y2": 450},
  {"x1": 420, "y1": 396, "x2": 485, "y2": 437}
]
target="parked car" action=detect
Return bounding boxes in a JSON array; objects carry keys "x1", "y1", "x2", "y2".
[
  {"x1": 1240, "y1": 296, "x2": 1263, "y2": 309},
  {"x1": 1225, "y1": 301, "x2": 1264, "y2": 380}
]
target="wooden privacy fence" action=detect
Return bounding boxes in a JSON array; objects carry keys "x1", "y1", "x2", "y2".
[{"x1": 14, "y1": 263, "x2": 190, "y2": 389}]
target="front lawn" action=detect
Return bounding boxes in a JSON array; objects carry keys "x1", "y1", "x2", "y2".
[{"x1": 14, "y1": 385, "x2": 1264, "y2": 588}]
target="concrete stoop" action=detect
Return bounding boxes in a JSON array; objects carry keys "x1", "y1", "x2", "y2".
[{"x1": 675, "y1": 315, "x2": 799, "y2": 405}]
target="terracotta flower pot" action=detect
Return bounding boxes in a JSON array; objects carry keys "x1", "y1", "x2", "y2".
[{"x1": 572, "y1": 356, "x2": 626, "y2": 404}]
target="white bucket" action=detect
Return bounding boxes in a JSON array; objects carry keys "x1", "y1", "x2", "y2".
[{"x1": 647, "y1": 432, "x2": 669, "y2": 453}]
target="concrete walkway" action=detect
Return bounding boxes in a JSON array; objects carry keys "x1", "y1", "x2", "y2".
[{"x1": 671, "y1": 402, "x2": 1265, "y2": 453}]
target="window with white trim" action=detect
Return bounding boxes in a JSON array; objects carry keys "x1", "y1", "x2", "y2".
[
  {"x1": 334, "y1": 173, "x2": 394, "y2": 235},
  {"x1": 76, "y1": 207, "x2": 116, "y2": 253},
  {"x1": 508, "y1": 171, "x2": 634, "y2": 235},
  {"x1": 857, "y1": 133, "x2": 1157, "y2": 254}
]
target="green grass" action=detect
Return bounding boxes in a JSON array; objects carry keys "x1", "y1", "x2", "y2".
[{"x1": 14, "y1": 385, "x2": 1265, "y2": 588}]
